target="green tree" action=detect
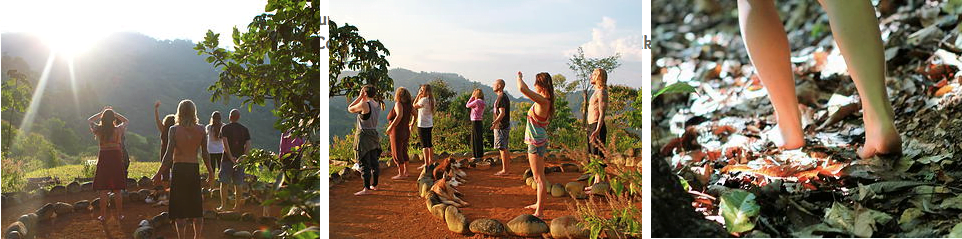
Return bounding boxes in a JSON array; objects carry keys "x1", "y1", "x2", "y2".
[
  {"x1": 567, "y1": 47, "x2": 621, "y2": 152},
  {"x1": 329, "y1": 20, "x2": 393, "y2": 101},
  {"x1": 428, "y1": 78, "x2": 457, "y2": 112},
  {"x1": 194, "y1": 0, "x2": 319, "y2": 237},
  {"x1": 2, "y1": 70, "x2": 32, "y2": 112}
]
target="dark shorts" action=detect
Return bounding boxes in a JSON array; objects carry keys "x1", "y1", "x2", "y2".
[
  {"x1": 494, "y1": 128, "x2": 510, "y2": 149},
  {"x1": 418, "y1": 127, "x2": 433, "y2": 148},
  {"x1": 218, "y1": 158, "x2": 246, "y2": 185},
  {"x1": 527, "y1": 143, "x2": 547, "y2": 157},
  {"x1": 588, "y1": 122, "x2": 607, "y2": 157}
]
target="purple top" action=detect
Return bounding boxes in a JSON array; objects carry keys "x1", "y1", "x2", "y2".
[
  {"x1": 279, "y1": 132, "x2": 305, "y2": 158},
  {"x1": 465, "y1": 98, "x2": 486, "y2": 121}
]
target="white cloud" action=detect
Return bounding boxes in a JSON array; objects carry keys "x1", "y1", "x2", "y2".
[{"x1": 568, "y1": 16, "x2": 645, "y2": 61}]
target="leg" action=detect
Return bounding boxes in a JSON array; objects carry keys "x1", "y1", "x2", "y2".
[
  {"x1": 355, "y1": 153, "x2": 374, "y2": 195},
  {"x1": 425, "y1": 147, "x2": 433, "y2": 166},
  {"x1": 233, "y1": 184, "x2": 245, "y2": 209},
  {"x1": 98, "y1": 191, "x2": 108, "y2": 220},
  {"x1": 370, "y1": 153, "x2": 380, "y2": 189},
  {"x1": 525, "y1": 152, "x2": 547, "y2": 217},
  {"x1": 218, "y1": 183, "x2": 228, "y2": 210},
  {"x1": 193, "y1": 218, "x2": 203, "y2": 239},
  {"x1": 737, "y1": 0, "x2": 805, "y2": 149},
  {"x1": 819, "y1": 0, "x2": 901, "y2": 158},
  {"x1": 496, "y1": 148, "x2": 510, "y2": 175},
  {"x1": 113, "y1": 190, "x2": 124, "y2": 219},
  {"x1": 174, "y1": 219, "x2": 185, "y2": 239}
]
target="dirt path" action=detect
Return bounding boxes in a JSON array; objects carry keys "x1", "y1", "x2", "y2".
[
  {"x1": 329, "y1": 156, "x2": 593, "y2": 238},
  {"x1": 1, "y1": 185, "x2": 280, "y2": 239}
]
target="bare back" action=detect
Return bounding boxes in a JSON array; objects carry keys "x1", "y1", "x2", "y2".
[{"x1": 170, "y1": 125, "x2": 206, "y2": 163}]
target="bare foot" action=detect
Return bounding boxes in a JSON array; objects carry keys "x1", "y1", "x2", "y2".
[
  {"x1": 417, "y1": 164, "x2": 426, "y2": 169},
  {"x1": 354, "y1": 189, "x2": 372, "y2": 196},
  {"x1": 494, "y1": 170, "x2": 508, "y2": 176},
  {"x1": 97, "y1": 216, "x2": 106, "y2": 221},
  {"x1": 859, "y1": 121, "x2": 902, "y2": 159},
  {"x1": 532, "y1": 211, "x2": 543, "y2": 217},
  {"x1": 216, "y1": 206, "x2": 226, "y2": 211},
  {"x1": 369, "y1": 186, "x2": 378, "y2": 191},
  {"x1": 767, "y1": 123, "x2": 805, "y2": 150},
  {"x1": 524, "y1": 203, "x2": 538, "y2": 209},
  {"x1": 391, "y1": 175, "x2": 405, "y2": 180}
]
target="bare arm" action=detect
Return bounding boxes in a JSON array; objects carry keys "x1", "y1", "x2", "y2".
[
  {"x1": 154, "y1": 101, "x2": 163, "y2": 132},
  {"x1": 386, "y1": 103, "x2": 402, "y2": 133},
  {"x1": 593, "y1": 90, "x2": 608, "y2": 134},
  {"x1": 222, "y1": 137, "x2": 234, "y2": 162},
  {"x1": 516, "y1": 71, "x2": 550, "y2": 105},
  {"x1": 200, "y1": 127, "x2": 212, "y2": 185},
  {"x1": 154, "y1": 126, "x2": 176, "y2": 180},
  {"x1": 114, "y1": 111, "x2": 129, "y2": 127},
  {"x1": 347, "y1": 95, "x2": 368, "y2": 114}
]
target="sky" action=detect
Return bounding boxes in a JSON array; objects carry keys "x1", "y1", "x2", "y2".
[
  {"x1": 332, "y1": 0, "x2": 644, "y2": 96},
  {"x1": 0, "y1": 0, "x2": 266, "y2": 50}
]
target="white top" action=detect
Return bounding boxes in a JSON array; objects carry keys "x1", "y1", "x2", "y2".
[
  {"x1": 206, "y1": 124, "x2": 225, "y2": 153},
  {"x1": 416, "y1": 97, "x2": 434, "y2": 128}
]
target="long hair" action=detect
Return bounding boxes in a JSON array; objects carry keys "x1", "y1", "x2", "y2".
[
  {"x1": 176, "y1": 99, "x2": 199, "y2": 127},
  {"x1": 535, "y1": 72, "x2": 555, "y2": 118},
  {"x1": 395, "y1": 87, "x2": 412, "y2": 104},
  {"x1": 593, "y1": 68, "x2": 608, "y2": 88},
  {"x1": 419, "y1": 84, "x2": 435, "y2": 115},
  {"x1": 163, "y1": 114, "x2": 176, "y2": 129},
  {"x1": 471, "y1": 88, "x2": 484, "y2": 100},
  {"x1": 361, "y1": 84, "x2": 385, "y2": 110},
  {"x1": 97, "y1": 109, "x2": 117, "y2": 141},
  {"x1": 209, "y1": 111, "x2": 223, "y2": 138}
]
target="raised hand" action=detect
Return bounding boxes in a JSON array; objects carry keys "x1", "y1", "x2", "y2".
[{"x1": 154, "y1": 100, "x2": 161, "y2": 108}]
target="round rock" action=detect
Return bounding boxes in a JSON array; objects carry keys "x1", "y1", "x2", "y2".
[
  {"x1": 507, "y1": 214, "x2": 549, "y2": 237},
  {"x1": 550, "y1": 215, "x2": 589, "y2": 239},
  {"x1": 223, "y1": 228, "x2": 238, "y2": 236},
  {"x1": 560, "y1": 163, "x2": 580, "y2": 172},
  {"x1": 430, "y1": 204, "x2": 448, "y2": 219},
  {"x1": 590, "y1": 182, "x2": 610, "y2": 195},
  {"x1": 525, "y1": 177, "x2": 535, "y2": 188},
  {"x1": 35, "y1": 203, "x2": 55, "y2": 220},
  {"x1": 253, "y1": 229, "x2": 272, "y2": 239},
  {"x1": 233, "y1": 230, "x2": 253, "y2": 238},
  {"x1": 565, "y1": 182, "x2": 588, "y2": 199},
  {"x1": 81, "y1": 182, "x2": 94, "y2": 191},
  {"x1": 5, "y1": 221, "x2": 28, "y2": 239},
  {"x1": 242, "y1": 212, "x2": 255, "y2": 221},
  {"x1": 74, "y1": 200, "x2": 90, "y2": 211},
  {"x1": 126, "y1": 178, "x2": 138, "y2": 188},
  {"x1": 53, "y1": 202, "x2": 74, "y2": 215},
  {"x1": 444, "y1": 206, "x2": 469, "y2": 234},
  {"x1": 66, "y1": 181, "x2": 82, "y2": 193},
  {"x1": 49, "y1": 185, "x2": 67, "y2": 195},
  {"x1": 138, "y1": 176, "x2": 153, "y2": 188},
  {"x1": 551, "y1": 183, "x2": 566, "y2": 197},
  {"x1": 219, "y1": 211, "x2": 242, "y2": 221},
  {"x1": 469, "y1": 218, "x2": 506, "y2": 237},
  {"x1": 133, "y1": 226, "x2": 154, "y2": 239}
]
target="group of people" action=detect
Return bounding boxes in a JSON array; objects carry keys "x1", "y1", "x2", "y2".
[
  {"x1": 88, "y1": 99, "x2": 254, "y2": 239},
  {"x1": 351, "y1": 68, "x2": 610, "y2": 217}
]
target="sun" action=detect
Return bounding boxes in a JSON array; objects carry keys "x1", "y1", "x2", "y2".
[{"x1": 33, "y1": 2, "x2": 109, "y2": 59}]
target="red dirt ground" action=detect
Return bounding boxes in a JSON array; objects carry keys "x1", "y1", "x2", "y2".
[
  {"x1": 1, "y1": 185, "x2": 281, "y2": 239},
  {"x1": 329, "y1": 156, "x2": 603, "y2": 238}
]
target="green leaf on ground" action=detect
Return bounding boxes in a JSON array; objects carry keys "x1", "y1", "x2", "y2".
[
  {"x1": 823, "y1": 202, "x2": 891, "y2": 238},
  {"x1": 719, "y1": 189, "x2": 760, "y2": 233},
  {"x1": 898, "y1": 207, "x2": 924, "y2": 231},
  {"x1": 950, "y1": 222, "x2": 962, "y2": 238},
  {"x1": 654, "y1": 82, "x2": 696, "y2": 99},
  {"x1": 940, "y1": 195, "x2": 962, "y2": 210}
]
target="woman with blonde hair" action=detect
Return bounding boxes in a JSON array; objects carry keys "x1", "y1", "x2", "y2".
[
  {"x1": 88, "y1": 106, "x2": 129, "y2": 221},
  {"x1": 517, "y1": 71, "x2": 555, "y2": 217},
  {"x1": 465, "y1": 88, "x2": 486, "y2": 161},
  {"x1": 411, "y1": 84, "x2": 436, "y2": 169},
  {"x1": 153, "y1": 99, "x2": 214, "y2": 239},
  {"x1": 387, "y1": 87, "x2": 414, "y2": 179}
]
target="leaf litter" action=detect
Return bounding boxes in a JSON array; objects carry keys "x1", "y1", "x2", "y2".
[{"x1": 653, "y1": 0, "x2": 962, "y2": 237}]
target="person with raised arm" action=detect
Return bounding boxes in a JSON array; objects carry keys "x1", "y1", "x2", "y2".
[
  {"x1": 153, "y1": 101, "x2": 177, "y2": 187},
  {"x1": 153, "y1": 100, "x2": 214, "y2": 239},
  {"x1": 88, "y1": 106, "x2": 129, "y2": 221},
  {"x1": 516, "y1": 71, "x2": 555, "y2": 217},
  {"x1": 465, "y1": 88, "x2": 487, "y2": 162},
  {"x1": 411, "y1": 84, "x2": 436, "y2": 169},
  {"x1": 348, "y1": 85, "x2": 383, "y2": 195},
  {"x1": 386, "y1": 87, "x2": 414, "y2": 179}
]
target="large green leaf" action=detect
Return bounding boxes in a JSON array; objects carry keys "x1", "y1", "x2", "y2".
[
  {"x1": 823, "y1": 202, "x2": 892, "y2": 238},
  {"x1": 719, "y1": 189, "x2": 760, "y2": 233},
  {"x1": 653, "y1": 82, "x2": 696, "y2": 99},
  {"x1": 949, "y1": 222, "x2": 962, "y2": 238}
]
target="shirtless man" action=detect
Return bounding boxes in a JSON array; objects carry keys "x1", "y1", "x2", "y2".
[{"x1": 587, "y1": 68, "x2": 609, "y2": 188}]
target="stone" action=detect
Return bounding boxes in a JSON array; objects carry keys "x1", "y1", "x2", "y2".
[
  {"x1": 338, "y1": 168, "x2": 354, "y2": 179},
  {"x1": 425, "y1": 192, "x2": 441, "y2": 211},
  {"x1": 53, "y1": 202, "x2": 74, "y2": 215},
  {"x1": 16, "y1": 214, "x2": 36, "y2": 236},
  {"x1": 74, "y1": 200, "x2": 90, "y2": 211},
  {"x1": 133, "y1": 226, "x2": 154, "y2": 239},
  {"x1": 551, "y1": 183, "x2": 566, "y2": 197},
  {"x1": 525, "y1": 177, "x2": 535, "y2": 188},
  {"x1": 550, "y1": 215, "x2": 589, "y2": 239},
  {"x1": 126, "y1": 178, "x2": 138, "y2": 188},
  {"x1": 233, "y1": 230, "x2": 253, "y2": 238},
  {"x1": 419, "y1": 181, "x2": 431, "y2": 198},
  {"x1": 129, "y1": 191, "x2": 144, "y2": 203},
  {"x1": 576, "y1": 173, "x2": 592, "y2": 181},
  {"x1": 565, "y1": 182, "x2": 588, "y2": 199},
  {"x1": 253, "y1": 229, "x2": 273, "y2": 239},
  {"x1": 561, "y1": 163, "x2": 580, "y2": 172},
  {"x1": 219, "y1": 211, "x2": 242, "y2": 221},
  {"x1": 507, "y1": 214, "x2": 549, "y2": 237},
  {"x1": 138, "y1": 176, "x2": 153, "y2": 188},
  {"x1": 523, "y1": 169, "x2": 533, "y2": 181},
  {"x1": 4, "y1": 222, "x2": 27, "y2": 239},
  {"x1": 430, "y1": 204, "x2": 448, "y2": 219},
  {"x1": 329, "y1": 173, "x2": 342, "y2": 185},
  {"x1": 242, "y1": 212, "x2": 255, "y2": 221},
  {"x1": 91, "y1": 197, "x2": 103, "y2": 209},
  {"x1": 590, "y1": 182, "x2": 610, "y2": 195},
  {"x1": 223, "y1": 228, "x2": 237, "y2": 236},
  {"x1": 444, "y1": 206, "x2": 469, "y2": 234},
  {"x1": 66, "y1": 181, "x2": 82, "y2": 193},
  {"x1": 35, "y1": 203, "x2": 54, "y2": 221},
  {"x1": 545, "y1": 166, "x2": 562, "y2": 173},
  {"x1": 204, "y1": 210, "x2": 217, "y2": 219},
  {"x1": 152, "y1": 212, "x2": 170, "y2": 227},
  {"x1": 469, "y1": 218, "x2": 507, "y2": 237},
  {"x1": 81, "y1": 182, "x2": 94, "y2": 191},
  {"x1": 49, "y1": 185, "x2": 67, "y2": 195}
]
